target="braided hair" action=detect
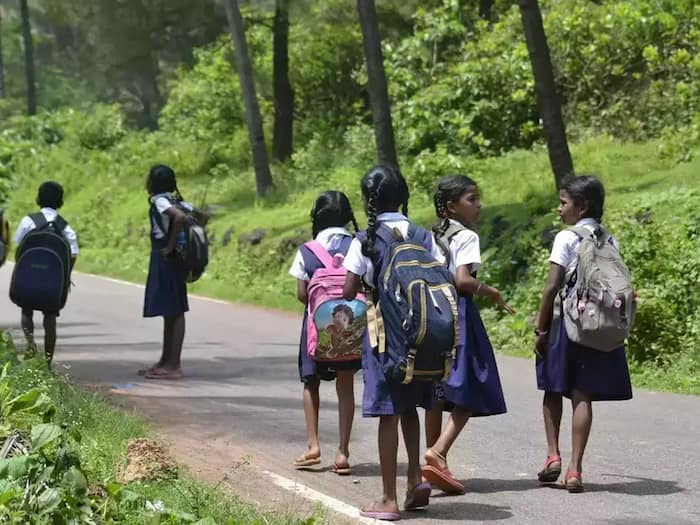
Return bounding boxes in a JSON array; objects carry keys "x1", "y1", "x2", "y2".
[
  {"x1": 432, "y1": 175, "x2": 478, "y2": 237},
  {"x1": 360, "y1": 165, "x2": 410, "y2": 257},
  {"x1": 310, "y1": 191, "x2": 359, "y2": 238},
  {"x1": 561, "y1": 174, "x2": 605, "y2": 221}
]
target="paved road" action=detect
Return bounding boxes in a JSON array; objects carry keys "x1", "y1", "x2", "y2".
[{"x1": 1, "y1": 268, "x2": 698, "y2": 524}]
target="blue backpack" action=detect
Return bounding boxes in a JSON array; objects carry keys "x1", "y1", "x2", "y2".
[
  {"x1": 361, "y1": 224, "x2": 458, "y2": 384},
  {"x1": 10, "y1": 213, "x2": 72, "y2": 312}
]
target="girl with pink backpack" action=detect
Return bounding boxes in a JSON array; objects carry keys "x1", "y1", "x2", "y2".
[{"x1": 288, "y1": 191, "x2": 365, "y2": 475}]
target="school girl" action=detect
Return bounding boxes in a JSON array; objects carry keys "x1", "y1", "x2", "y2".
[
  {"x1": 14, "y1": 181, "x2": 79, "y2": 365},
  {"x1": 534, "y1": 174, "x2": 633, "y2": 493},
  {"x1": 289, "y1": 191, "x2": 362, "y2": 475},
  {"x1": 343, "y1": 165, "x2": 444, "y2": 521},
  {"x1": 141, "y1": 165, "x2": 190, "y2": 380},
  {"x1": 420, "y1": 175, "x2": 513, "y2": 495}
]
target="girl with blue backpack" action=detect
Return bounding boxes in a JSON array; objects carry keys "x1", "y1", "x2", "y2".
[
  {"x1": 289, "y1": 191, "x2": 362, "y2": 475},
  {"x1": 343, "y1": 165, "x2": 446, "y2": 521},
  {"x1": 422, "y1": 175, "x2": 513, "y2": 495},
  {"x1": 534, "y1": 175, "x2": 633, "y2": 493},
  {"x1": 141, "y1": 165, "x2": 190, "y2": 380}
]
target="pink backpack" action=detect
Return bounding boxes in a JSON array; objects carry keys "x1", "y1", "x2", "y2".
[{"x1": 304, "y1": 241, "x2": 367, "y2": 362}]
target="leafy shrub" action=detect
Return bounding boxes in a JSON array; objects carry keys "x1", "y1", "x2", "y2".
[{"x1": 75, "y1": 104, "x2": 127, "y2": 150}]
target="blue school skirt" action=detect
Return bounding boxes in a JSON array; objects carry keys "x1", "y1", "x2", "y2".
[
  {"x1": 298, "y1": 311, "x2": 362, "y2": 383},
  {"x1": 143, "y1": 238, "x2": 189, "y2": 318},
  {"x1": 438, "y1": 296, "x2": 507, "y2": 416},
  {"x1": 536, "y1": 308, "x2": 633, "y2": 401}
]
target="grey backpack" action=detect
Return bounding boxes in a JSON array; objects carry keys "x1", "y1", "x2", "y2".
[
  {"x1": 561, "y1": 225, "x2": 636, "y2": 351},
  {"x1": 435, "y1": 222, "x2": 466, "y2": 267}
]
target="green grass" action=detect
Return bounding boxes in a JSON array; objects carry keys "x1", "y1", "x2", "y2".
[{"x1": 1, "y1": 336, "x2": 322, "y2": 524}]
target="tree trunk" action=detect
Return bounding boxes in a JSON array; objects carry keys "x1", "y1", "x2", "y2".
[
  {"x1": 0, "y1": 10, "x2": 5, "y2": 98},
  {"x1": 518, "y1": 0, "x2": 573, "y2": 189},
  {"x1": 273, "y1": 0, "x2": 293, "y2": 162},
  {"x1": 20, "y1": 0, "x2": 37, "y2": 115},
  {"x1": 223, "y1": 0, "x2": 274, "y2": 196},
  {"x1": 479, "y1": 0, "x2": 494, "y2": 20},
  {"x1": 357, "y1": 0, "x2": 398, "y2": 169}
]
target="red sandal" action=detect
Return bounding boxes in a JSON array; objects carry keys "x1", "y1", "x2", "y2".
[
  {"x1": 537, "y1": 455, "x2": 562, "y2": 483},
  {"x1": 563, "y1": 471, "x2": 584, "y2": 493}
]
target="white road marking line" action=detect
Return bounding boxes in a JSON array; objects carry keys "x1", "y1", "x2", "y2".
[{"x1": 263, "y1": 470, "x2": 379, "y2": 524}]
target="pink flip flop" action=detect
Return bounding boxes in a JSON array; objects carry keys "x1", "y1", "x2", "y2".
[
  {"x1": 359, "y1": 503, "x2": 401, "y2": 521},
  {"x1": 421, "y1": 464, "x2": 465, "y2": 495}
]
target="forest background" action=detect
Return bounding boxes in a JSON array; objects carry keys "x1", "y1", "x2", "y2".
[{"x1": 0, "y1": 0, "x2": 698, "y2": 395}]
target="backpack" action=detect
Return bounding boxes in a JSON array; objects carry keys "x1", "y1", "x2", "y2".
[
  {"x1": 302, "y1": 241, "x2": 367, "y2": 362},
  {"x1": 10, "y1": 213, "x2": 72, "y2": 312},
  {"x1": 560, "y1": 225, "x2": 636, "y2": 352},
  {"x1": 0, "y1": 208, "x2": 9, "y2": 267},
  {"x1": 151, "y1": 197, "x2": 209, "y2": 283},
  {"x1": 362, "y1": 224, "x2": 458, "y2": 384},
  {"x1": 435, "y1": 222, "x2": 466, "y2": 267}
]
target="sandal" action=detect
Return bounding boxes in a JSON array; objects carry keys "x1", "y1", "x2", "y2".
[
  {"x1": 359, "y1": 502, "x2": 401, "y2": 521},
  {"x1": 332, "y1": 462, "x2": 351, "y2": 475},
  {"x1": 404, "y1": 482, "x2": 431, "y2": 511},
  {"x1": 144, "y1": 367, "x2": 183, "y2": 380},
  {"x1": 563, "y1": 471, "x2": 584, "y2": 493},
  {"x1": 537, "y1": 454, "x2": 562, "y2": 483},
  {"x1": 293, "y1": 452, "x2": 321, "y2": 469},
  {"x1": 421, "y1": 449, "x2": 465, "y2": 495}
]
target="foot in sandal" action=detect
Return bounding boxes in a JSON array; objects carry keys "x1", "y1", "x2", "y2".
[
  {"x1": 537, "y1": 454, "x2": 562, "y2": 483},
  {"x1": 563, "y1": 471, "x2": 584, "y2": 493},
  {"x1": 421, "y1": 448, "x2": 465, "y2": 495},
  {"x1": 293, "y1": 449, "x2": 321, "y2": 469},
  {"x1": 332, "y1": 451, "x2": 351, "y2": 475}
]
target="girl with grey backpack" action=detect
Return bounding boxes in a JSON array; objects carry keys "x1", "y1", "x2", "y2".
[{"x1": 534, "y1": 175, "x2": 634, "y2": 493}]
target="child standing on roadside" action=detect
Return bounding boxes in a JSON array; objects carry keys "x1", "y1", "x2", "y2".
[
  {"x1": 534, "y1": 174, "x2": 633, "y2": 493},
  {"x1": 141, "y1": 165, "x2": 190, "y2": 380},
  {"x1": 343, "y1": 165, "x2": 444, "y2": 521},
  {"x1": 14, "y1": 181, "x2": 79, "y2": 365},
  {"x1": 422, "y1": 175, "x2": 512, "y2": 495},
  {"x1": 289, "y1": 191, "x2": 362, "y2": 475}
]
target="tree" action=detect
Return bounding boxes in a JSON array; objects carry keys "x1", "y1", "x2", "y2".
[
  {"x1": 479, "y1": 1, "x2": 494, "y2": 20},
  {"x1": 223, "y1": 0, "x2": 274, "y2": 196},
  {"x1": 0, "y1": 9, "x2": 5, "y2": 98},
  {"x1": 20, "y1": 0, "x2": 36, "y2": 114},
  {"x1": 357, "y1": 0, "x2": 398, "y2": 168},
  {"x1": 518, "y1": 0, "x2": 573, "y2": 189},
  {"x1": 273, "y1": 0, "x2": 293, "y2": 162}
]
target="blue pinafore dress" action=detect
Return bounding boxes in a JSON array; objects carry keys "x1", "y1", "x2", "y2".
[
  {"x1": 297, "y1": 237, "x2": 362, "y2": 383},
  {"x1": 143, "y1": 204, "x2": 189, "y2": 318}
]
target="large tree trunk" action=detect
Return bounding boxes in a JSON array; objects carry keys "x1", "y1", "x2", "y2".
[
  {"x1": 20, "y1": 0, "x2": 37, "y2": 115},
  {"x1": 518, "y1": 0, "x2": 573, "y2": 189},
  {"x1": 357, "y1": 0, "x2": 398, "y2": 168},
  {"x1": 0, "y1": 11, "x2": 6, "y2": 98},
  {"x1": 272, "y1": 0, "x2": 293, "y2": 162},
  {"x1": 479, "y1": 0, "x2": 494, "y2": 20},
  {"x1": 223, "y1": 0, "x2": 274, "y2": 196}
]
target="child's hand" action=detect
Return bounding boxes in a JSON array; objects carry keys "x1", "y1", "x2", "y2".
[
  {"x1": 492, "y1": 290, "x2": 516, "y2": 315},
  {"x1": 160, "y1": 247, "x2": 173, "y2": 258},
  {"x1": 534, "y1": 333, "x2": 548, "y2": 358}
]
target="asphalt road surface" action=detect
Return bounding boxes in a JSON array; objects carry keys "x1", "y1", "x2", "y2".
[{"x1": 1, "y1": 268, "x2": 698, "y2": 524}]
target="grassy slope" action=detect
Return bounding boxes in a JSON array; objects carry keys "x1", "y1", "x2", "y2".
[{"x1": 6, "y1": 135, "x2": 700, "y2": 395}]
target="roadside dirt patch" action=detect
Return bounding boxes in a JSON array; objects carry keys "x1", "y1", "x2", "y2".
[{"x1": 116, "y1": 437, "x2": 177, "y2": 483}]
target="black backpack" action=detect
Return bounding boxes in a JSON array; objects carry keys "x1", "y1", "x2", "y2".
[
  {"x1": 10, "y1": 213, "x2": 72, "y2": 312},
  {"x1": 151, "y1": 198, "x2": 209, "y2": 283}
]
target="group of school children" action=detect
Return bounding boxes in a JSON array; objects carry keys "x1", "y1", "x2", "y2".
[
  {"x1": 8, "y1": 165, "x2": 192, "y2": 382},
  {"x1": 288, "y1": 165, "x2": 633, "y2": 521},
  {"x1": 9, "y1": 163, "x2": 633, "y2": 522}
]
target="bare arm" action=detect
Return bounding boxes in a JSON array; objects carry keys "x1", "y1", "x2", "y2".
[
  {"x1": 162, "y1": 206, "x2": 187, "y2": 255},
  {"x1": 296, "y1": 279, "x2": 309, "y2": 304},
  {"x1": 455, "y1": 265, "x2": 515, "y2": 314},
  {"x1": 534, "y1": 262, "x2": 566, "y2": 355},
  {"x1": 343, "y1": 272, "x2": 362, "y2": 301}
]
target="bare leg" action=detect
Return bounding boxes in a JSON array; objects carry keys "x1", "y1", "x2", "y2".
[
  {"x1": 569, "y1": 389, "x2": 593, "y2": 473},
  {"x1": 335, "y1": 370, "x2": 355, "y2": 467},
  {"x1": 401, "y1": 408, "x2": 422, "y2": 491},
  {"x1": 362, "y1": 415, "x2": 400, "y2": 515},
  {"x1": 43, "y1": 314, "x2": 57, "y2": 365},
  {"x1": 21, "y1": 308, "x2": 36, "y2": 356},
  {"x1": 162, "y1": 313, "x2": 185, "y2": 370},
  {"x1": 425, "y1": 402, "x2": 444, "y2": 449},
  {"x1": 300, "y1": 377, "x2": 321, "y2": 460},
  {"x1": 426, "y1": 406, "x2": 471, "y2": 467},
  {"x1": 543, "y1": 391, "x2": 563, "y2": 458}
]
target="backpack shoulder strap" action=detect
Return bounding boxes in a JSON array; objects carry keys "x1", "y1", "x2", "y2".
[
  {"x1": 150, "y1": 203, "x2": 168, "y2": 235},
  {"x1": 29, "y1": 212, "x2": 48, "y2": 230},
  {"x1": 567, "y1": 225, "x2": 591, "y2": 240},
  {"x1": 374, "y1": 223, "x2": 399, "y2": 246},
  {"x1": 52, "y1": 214, "x2": 68, "y2": 233},
  {"x1": 304, "y1": 241, "x2": 334, "y2": 268},
  {"x1": 435, "y1": 223, "x2": 465, "y2": 263}
]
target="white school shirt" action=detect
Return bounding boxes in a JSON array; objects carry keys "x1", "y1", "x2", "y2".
[
  {"x1": 288, "y1": 227, "x2": 353, "y2": 281},
  {"x1": 343, "y1": 212, "x2": 445, "y2": 287},
  {"x1": 549, "y1": 217, "x2": 620, "y2": 280},
  {"x1": 150, "y1": 193, "x2": 193, "y2": 240},
  {"x1": 14, "y1": 208, "x2": 79, "y2": 255},
  {"x1": 445, "y1": 219, "x2": 481, "y2": 276}
]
